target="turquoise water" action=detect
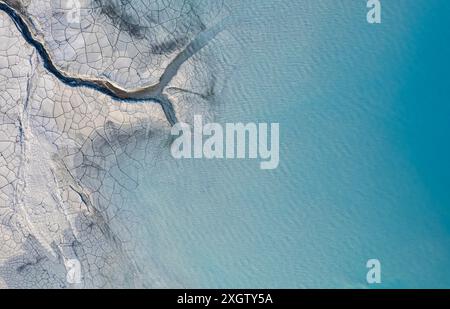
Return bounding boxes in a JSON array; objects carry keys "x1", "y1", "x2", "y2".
[{"x1": 126, "y1": 0, "x2": 450, "y2": 288}]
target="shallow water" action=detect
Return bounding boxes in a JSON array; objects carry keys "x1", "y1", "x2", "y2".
[{"x1": 124, "y1": 0, "x2": 450, "y2": 288}]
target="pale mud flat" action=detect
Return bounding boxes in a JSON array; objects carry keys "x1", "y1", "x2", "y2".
[
  {"x1": 0, "y1": 0, "x2": 238, "y2": 288},
  {"x1": 12, "y1": 0, "x2": 228, "y2": 89}
]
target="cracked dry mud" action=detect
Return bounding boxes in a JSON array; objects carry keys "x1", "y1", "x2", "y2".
[{"x1": 0, "y1": 0, "x2": 237, "y2": 288}]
